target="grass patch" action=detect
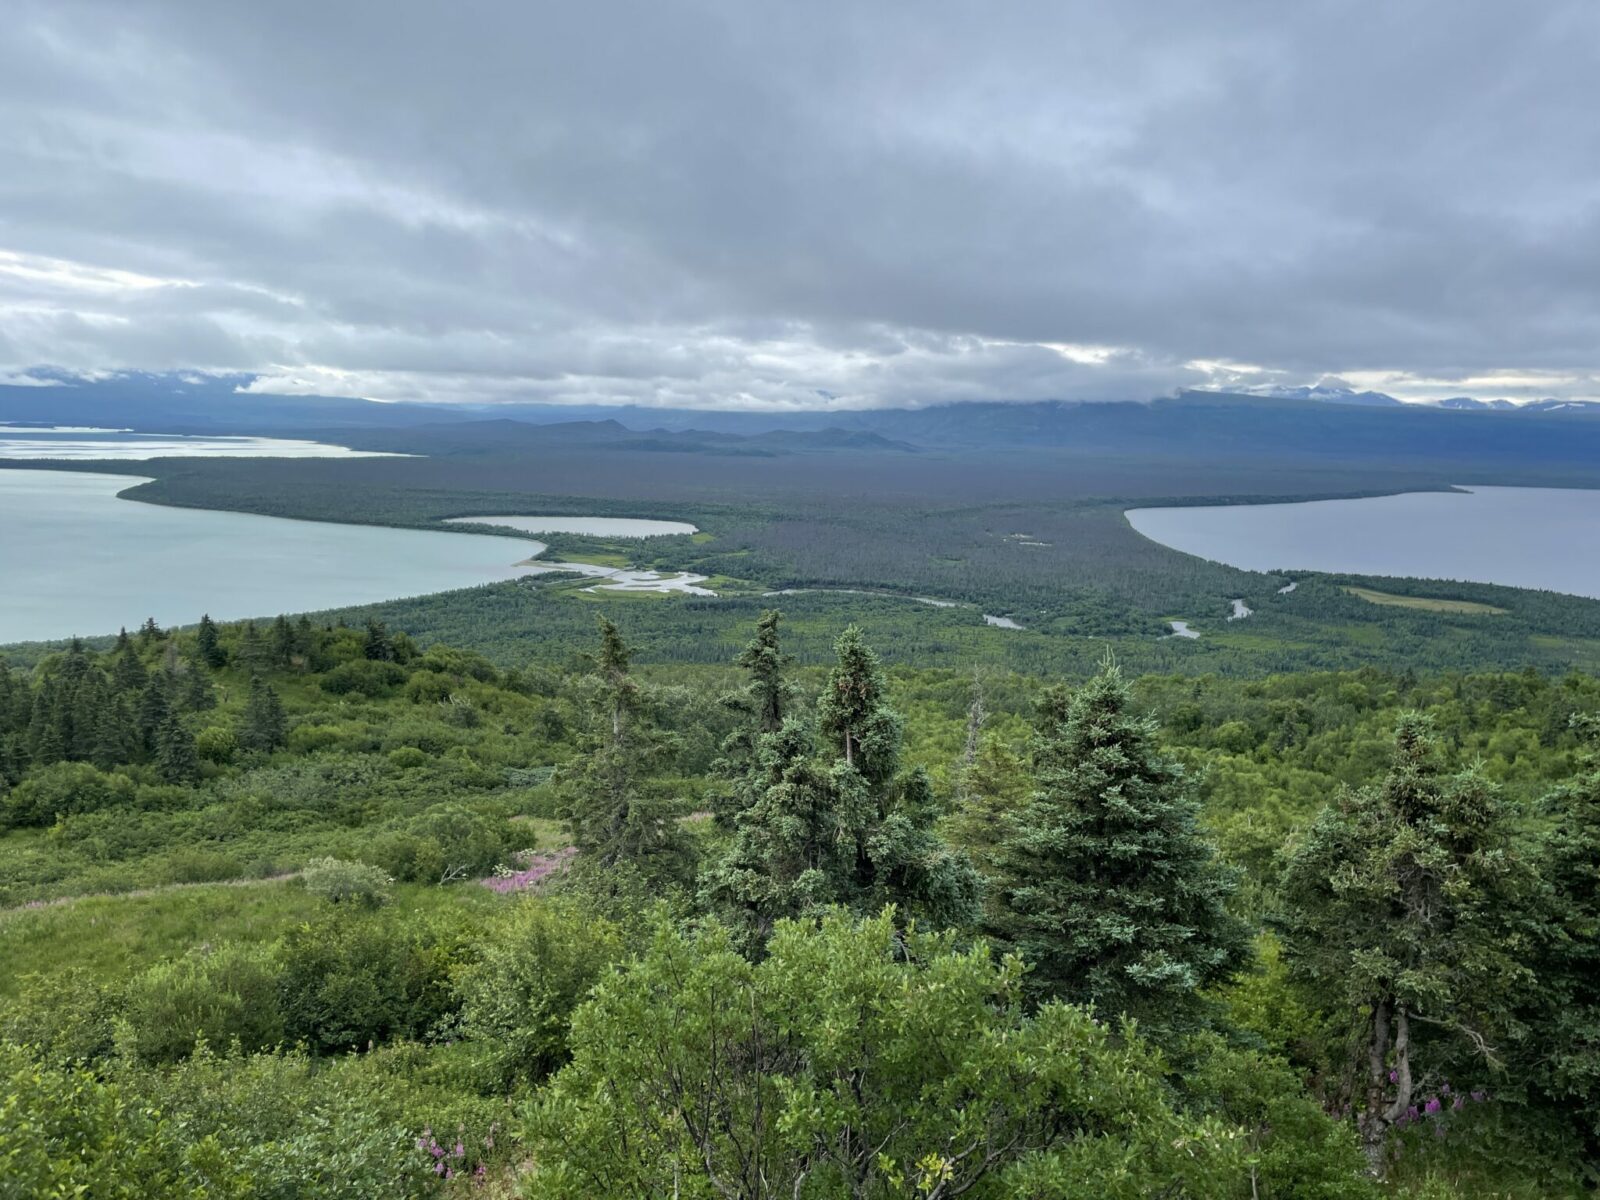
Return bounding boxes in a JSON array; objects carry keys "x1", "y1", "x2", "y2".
[
  {"x1": 0, "y1": 881, "x2": 501, "y2": 999},
  {"x1": 1343, "y1": 587, "x2": 1508, "y2": 614}
]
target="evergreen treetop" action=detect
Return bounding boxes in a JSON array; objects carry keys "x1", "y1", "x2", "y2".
[{"x1": 988, "y1": 656, "x2": 1249, "y2": 1029}]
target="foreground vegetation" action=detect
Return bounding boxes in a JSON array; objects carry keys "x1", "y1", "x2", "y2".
[{"x1": 3, "y1": 611, "x2": 1598, "y2": 1196}]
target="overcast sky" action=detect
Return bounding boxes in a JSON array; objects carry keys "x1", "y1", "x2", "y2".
[{"x1": 3, "y1": 2, "x2": 1599, "y2": 409}]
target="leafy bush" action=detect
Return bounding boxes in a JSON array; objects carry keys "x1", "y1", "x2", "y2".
[
  {"x1": 403, "y1": 669, "x2": 455, "y2": 704},
  {"x1": 523, "y1": 909, "x2": 1271, "y2": 1199},
  {"x1": 388, "y1": 745, "x2": 429, "y2": 770},
  {"x1": 454, "y1": 897, "x2": 622, "y2": 1084},
  {"x1": 1, "y1": 968, "x2": 121, "y2": 1065},
  {"x1": 160, "y1": 848, "x2": 244, "y2": 884},
  {"x1": 320, "y1": 659, "x2": 408, "y2": 698},
  {"x1": 374, "y1": 804, "x2": 513, "y2": 884},
  {"x1": 195, "y1": 725, "x2": 237, "y2": 764},
  {"x1": 1, "y1": 762, "x2": 135, "y2": 828},
  {"x1": 277, "y1": 913, "x2": 459, "y2": 1055},
  {"x1": 122, "y1": 942, "x2": 284, "y2": 1065},
  {"x1": 304, "y1": 856, "x2": 395, "y2": 908},
  {"x1": 0, "y1": 1044, "x2": 177, "y2": 1199}
]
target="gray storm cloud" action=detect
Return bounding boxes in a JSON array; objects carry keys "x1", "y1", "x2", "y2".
[{"x1": 2, "y1": 1, "x2": 1599, "y2": 408}]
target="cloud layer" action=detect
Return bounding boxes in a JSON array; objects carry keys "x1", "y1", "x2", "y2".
[{"x1": 4, "y1": 2, "x2": 1600, "y2": 408}]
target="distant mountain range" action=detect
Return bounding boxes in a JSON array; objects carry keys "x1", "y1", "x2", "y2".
[
  {"x1": 3, "y1": 373, "x2": 1600, "y2": 471},
  {"x1": 1232, "y1": 383, "x2": 1599, "y2": 413}
]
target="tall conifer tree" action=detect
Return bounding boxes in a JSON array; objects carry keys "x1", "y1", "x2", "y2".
[
  {"x1": 559, "y1": 618, "x2": 687, "y2": 876},
  {"x1": 195, "y1": 614, "x2": 225, "y2": 669},
  {"x1": 156, "y1": 711, "x2": 200, "y2": 784},
  {"x1": 987, "y1": 657, "x2": 1249, "y2": 1028},
  {"x1": 1278, "y1": 715, "x2": 1530, "y2": 1172},
  {"x1": 238, "y1": 675, "x2": 288, "y2": 753}
]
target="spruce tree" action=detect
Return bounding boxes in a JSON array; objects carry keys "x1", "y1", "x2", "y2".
[
  {"x1": 112, "y1": 641, "x2": 147, "y2": 693},
  {"x1": 236, "y1": 621, "x2": 270, "y2": 673},
  {"x1": 138, "y1": 617, "x2": 163, "y2": 647},
  {"x1": 1277, "y1": 715, "x2": 1531, "y2": 1173},
  {"x1": 195, "y1": 614, "x2": 226, "y2": 669},
  {"x1": 363, "y1": 619, "x2": 396, "y2": 663},
  {"x1": 27, "y1": 681, "x2": 64, "y2": 766},
  {"x1": 156, "y1": 711, "x2": 200, "y2": 784},
  {"x1": 1528, "y1": 714, "x2": 1600, "y2": 1154},
  {"x1": 710, "y1": 609, "x2": 797, "y2": 826},
  {"x1": 817, "y1": 625, "x2": 903, "y2": 787},
  {"x1": 706, "y1": 623, "x2": 977, "y2": 945},
  {"x1": 700, "y1": 716, "x2": 843, "y2": 947},
  {"x1": 987, "y1": 657, "x2": 1249, "y2": 1028},
  {"x1": 182, "y1": 662, "x2": 216, "y2": 711},
  {"x1": 137, "y1": 672, "x2": 173, "y2": 756},
  {"x1": 91, "y1": 696, "x2": 136, "y2": 770},
  {"x1": 267, "y1": 615, "x2": 292, "y2": 667},
  {"x1": 238, "y1": 675, "x2": 288, "y2": 753},
  {"x1": 559, "y1": 618, "x2": 688, "y2": 876},
  {"x1": 734, "y1": 609, "x2": 793, "y2": 737}
]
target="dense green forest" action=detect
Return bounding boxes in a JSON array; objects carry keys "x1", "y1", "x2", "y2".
[{"x1": 3, "y1": 611, "x2": 1598, "y2": 1196}]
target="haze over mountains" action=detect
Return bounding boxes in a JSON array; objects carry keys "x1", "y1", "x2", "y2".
[{"x1": 3, "y1": 370, "x2": 1596, "y2": 441}]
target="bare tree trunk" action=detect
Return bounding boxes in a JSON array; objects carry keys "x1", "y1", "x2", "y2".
[
  {"x1": 1359, "y1": 998, "x2": 1392, "y2": 1176},
  {"x1": 962, "y1": 673, "x2": 985, "y2": 767}
]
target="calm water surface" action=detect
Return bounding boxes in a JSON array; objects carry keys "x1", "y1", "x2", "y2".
[
  {"x1": 0, "y1": 428, "x2": 396, "y2": 459},
  {"x1": 0, "y1": 471, "x2": 545, "y2": 642},
  {"x1": 1127, "y1": 486, "x2": 1600, "y2": 600}
]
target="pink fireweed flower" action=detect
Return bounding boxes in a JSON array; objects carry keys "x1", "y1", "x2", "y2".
[{"x1": 479, "y1": 845, "x2": 578, "y2": 893}]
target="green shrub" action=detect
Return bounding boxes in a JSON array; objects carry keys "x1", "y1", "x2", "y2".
[
  {"x1": 1, "y1": 968, "x2": 120, "y2": 1065},
  {"x1": 195, "y1": 725, "x2": 237, "y2": 764},
  {"x1": 1, "y1": 762, "x2": 135, "y2": 828},
  {"x1": 277, "y1": 913, "x2": 459, "y2": 1054},
  {"x1": 374, "y1": 804, "x2": 512, "y2": 884},
  {"x1": 0, "y1": 1044, "x2": 177, "y2": 1199},
  {"x1": 122, "y1": 942, "x2": 284, "y2": 1065},
  {"x1": 455, "y1": 897, "x2": 623, "y2": 1084},
  {"x1": 403, "y1": 669, "x2": 455, "y2": 704},
  {"x1": 161, "y1": 848, "x2": 244, "y2": 884},
  {"x1": 303, "y1": 856, "x2": 395, "y2": 908},
  {"x1": 320, "y1": 659, "x2": 408, "y2": 698},
  {"x1": 387, "y1": 745, "x2": 429, "y2": 770},
  {"x1": 287, "y1": 722, "x2": 349, "y2": 753}
]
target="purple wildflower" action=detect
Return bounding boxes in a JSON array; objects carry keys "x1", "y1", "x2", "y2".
[
  {"x1": 1452, "y1": 1096, "x2": 1464, "y2": 1111},
  {"x1": 1424, "y1": 1097, "x2": 1441, "y2": 1116},
  {"x1": 1388, "y1": 1069, "x2": 1398, "y2": 1084},
  {"x1": 480, "y1": 845, "x2": 578, "y2": 893},
  {"x1": 1470, "y1": 1089, "x2": 1487, "y2": 1103},
  {"x1": 454, "y1": 1141, "x2": 465, "y2": 1159}
]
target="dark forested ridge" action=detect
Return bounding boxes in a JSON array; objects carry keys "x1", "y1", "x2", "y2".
[{"x1": 3, "y1": 610, "x2": 1600, "y2": 1196}]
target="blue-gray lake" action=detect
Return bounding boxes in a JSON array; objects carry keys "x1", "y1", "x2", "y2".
[
  {"x1": 1126, "y1": 485, "x2": 1600, "y2": 600},
  {"x1": 0, "y1": 470, "x2": 548, "y2": 643}
]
